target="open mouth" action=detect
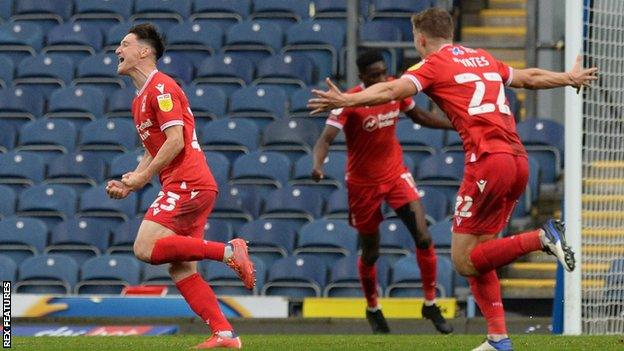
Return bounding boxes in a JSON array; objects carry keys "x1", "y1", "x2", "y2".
[{"x1": 118, "y1": 57, "x2": 125, "y2": 64}]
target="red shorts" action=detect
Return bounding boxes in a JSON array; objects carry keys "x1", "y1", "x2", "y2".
[
  {"x1": 143, "y1": 188, "x2": 217, "y2": 238},
  {"x1": 347, "y1": 172, "x2": 420, "y2": 233},
  {"x1": 452, "y1": 153, "x2": 528, "y2": 235}
]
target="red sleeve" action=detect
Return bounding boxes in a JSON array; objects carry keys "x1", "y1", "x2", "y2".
[
  {"x1": 400, "y1": 96, "x2": 416, "y2": 112},
  {"x1": 400, "y1": 58, "x2": 437, "y2": 92},
  {"x1": 494, "y1": 59, "x2": 514, "y2": 87},
  {"x1": 326, "y1": 107, "x2": 349, "y2": 129},
  {"x1": 149, "y1": 84, "x2": 185, "y2": 131}
]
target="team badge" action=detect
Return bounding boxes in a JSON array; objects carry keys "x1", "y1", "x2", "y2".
[
  {"x1": 408, "y1": 60, "x2": 425, "y2": 71},
  {"x1": 157, "y1": 93, "x2": 173, "y2": 112}
]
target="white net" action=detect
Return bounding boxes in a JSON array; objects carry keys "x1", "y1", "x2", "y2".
[{"x1": 581, "y1": 0, "x2": 624, "y2": 334}]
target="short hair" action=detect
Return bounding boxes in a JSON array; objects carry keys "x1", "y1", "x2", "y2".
[
  {"x1": 128, "y1": 23, "x2": 165, "y2": 60},
  {"x1": 356, "y1": 50, "x2": 385, "y2": 73},
  {"x1": 411, "y1": 7, "x2": 454, "y2": 40}
]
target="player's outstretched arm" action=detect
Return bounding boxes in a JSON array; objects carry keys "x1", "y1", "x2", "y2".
[
  {"x1": 122, "y1": 125, "x2": 184, "y2": 191},
  {"x1": 405, "y1": 106, "x2": 454, "y2": 130},
  {"x1": 308, "y1": 77, "x2": 417, "y2": 114},
  {"x1": 311, "y1": 125, "x2": 340, "y2": 182},
  {"x1": 510, "y1": 55, "x2": 598, "y2": 90}
]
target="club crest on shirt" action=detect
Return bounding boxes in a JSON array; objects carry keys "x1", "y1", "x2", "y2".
[
  {"x1": 408, "y1": 60, "x2": 426, "y2": 71},
  {"x1": 362, "y1": 115, "x2": 379, "y2": 131},
  {"x1": 157, "y1": 93, "x2": 173, "y2": 112}
]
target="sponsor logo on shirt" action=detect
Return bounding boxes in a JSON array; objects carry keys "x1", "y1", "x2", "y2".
[
  {"x1": 361, "y1": 110, "x2": 399, "y2": 132},
  {"x1": 136, "y1": 119, "x2": 153, "y2": 141}
]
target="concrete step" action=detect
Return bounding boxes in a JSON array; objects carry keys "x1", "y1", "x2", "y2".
[
  {"x1": 506, "y1": 262, "x2": 611, "y2": 279},
  {"x1": 483, "y1": 48, "x2": 525, "y2": 61},
  {"x1": 489, "y1": 0, "x2": 527, "y2": 10},
  {"x1": 500, "y1": 278, "x2": 603, "y2": 299},
  {"x1": 481, "y1": 9, "x2": 526, "y2": 27},
  {"x1": 461, "y1": 26, "x2": 526, "y2": 45}
]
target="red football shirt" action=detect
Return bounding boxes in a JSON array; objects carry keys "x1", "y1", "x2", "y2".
[
  {"x1": 132, "y1": 70, "x2": 217, "y2": 191},
  {"x1": 327, "y1": 81, "x2": 415, "y2": 185},
  {"x1": 401, "y1": 44, "x2": 526, "y2": 163}
]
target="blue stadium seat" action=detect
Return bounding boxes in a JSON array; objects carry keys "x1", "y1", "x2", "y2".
[
  {"x1": 203, "y1": 151, "x2": 230, "y2": 185},
  {"x1": 138, "y1": 185, "x2": 161, "y2": 214},
  {"x1": 223, "y1": 21, "x2": 282, "y2": 62},
  {"x1": 442, "y1": 130, "x2": 463, "y2": 152},
  {"x1": 429, "y1": 220, "x2": 452, "y2": 254},
  {"x1": 0, "y1": 152, "x2": 45, "y2": 189},
  {"x1": 231, "y1": 151, "x2": 292, "y2": 195},
  {"x1": 16, "y1": 119, "x2": 77, "y2": 163},
  {"x1": 262, "y1": 186, "x2": 323, "y2": 224},
  {"x1": 0, "y1": 55, "x2": 14, "y2": 88},
  {"x1": 12, "y1": 0, "x2": 73, "y2": 32},
  {"x1": 182, "y1": 85, "x2": 227, "y2": 128},
  {"x1": 379, "y1": 218, "x2": 415, "y2": 263},
  {"x1": 0, "y1": 0, "x2": 13, "y2": 21},
  {"x1": 211, "y1": 185, "x2": 254, "y2": 230},
  {"x1": 505, "y1": 88, "x2": 521, "y2": 120},
  {"x1": 76, "y1": 254, "x2": 141, "y2": 294},
  {"x1": 16, "y1": 184, "x2": 77, "y2": 228},
  {"x1": 262, "y1": 118, "x2": 319, "y2": 162},
  {"x1": 386, "y1": 254, "x2": 453, "y2": 298},
  {"x1": 141, "y1": 263, "x2": 173, "y2": 288},
  {"x1": 78, "y1": 184, "x2": 138, "y2": 228},
  {"x1": 190, "y1": 0, "x2": 250, "y2": 30},
  {"x1": 72, "y1": 0, "x2": 132, "y2": 33},
  {"x1": 46, "y1": 218, "x2": 111, "y2": 265},
  {"x1": 0, "y1": 22, "x2": 42, "y2": 64},
  {"x1": 108, "y1": 217, "x2": 142, "y2": 255},
  {"x1": 0, "y1": 217, "x2": 47, "y2": 265},
  {"x1": 312, "y1": 0, "x2": 347, "y2": 18},
  {"x1": 46, "y1": 86, "x2": 106, "y2": 125},
  {"x1": 358, "y1": 20, "x2": 402, "y2": 75},
  {"x1": 416, "y1": 153, "x2": 464, "y2": 202},
  {"x1": 0, "y1": 185, "x2": 16, "y2": 218},
  {"x1": 289, "y1": 87, "x2": 314, "y2": 117},
  {"x1": 131, "y1": 0, "x2": 191, "y2": 32},
  {"x1": 46, "y1": 152, "x2": 106, "y2": 193},
  {"x1": 283, "y1": 20, "x2": 345, "y2": 79},
  {"x1": 254, "y1": 54, "x2": 315, "y2": 95},
  {"x1": 0, "y1": 87, "x2": 43, "y2": 130},
  {"x1": 16, "y1": 254, "x2": 79, "y2": 294},
  {"x1": 417, "y1": 186, "x2": 450, "y2": 224},
  {"x1": 106, "y1": 86, "x2": 136, "y2": 120},
  {"x1": 236, "y1": 219, "x2": 296, "y2": 268},
  {"x1": 74, "y1": 53, "x2": 126, "y2": 97},
  {"x1": 517, "y1": 118, "x2": 564, "y2": 184},
  {"x1": 294, "y1": 219, "x2": 357, "y2": 264},
  {"x1": 108, "y1": 149, "x2": 146, "y2": 180},
  {"x1": 44, "y1": 22, "x2": 103, "y2": 64},
  {"x1": 165, "y1": 22, "x2": 222, "y2": 67},
  {"x1": 0, "y1": 254, "x2": 17, "y2": 282},
  {"x1": 369, "y1": 0, "x2": 434, "y2": 39},
  {"x1": 396, "y1": 119, "x2": 443, "y2": 165},
  {"x1": 15, "y1": 54, "x2": 73, "y2": 98},
  {"x1": 250, "y1": 0, "x2": 310, "y2": 31},
  {"x1": 203, "y1": 219, "x2": 233, "y2": 243},
  {"x1": 104, "y1": 22, "x2": 133, "y2": 52},
  {"x1": 324, "y1": 188, "x2": 348, "y2": 219},
  {"x1": 0, "y1": 125, "x2": 15, "y2": 154},
  {"x1": 262, "y1": 255, "x2": 327, "y2": 297},
  {"x1": 201, "y1": 257, "x2": 265, "y2": 295},
  {"x1": 79, "y1": 120, "x2": 139, "y2": 164},
  {"x1": 324, "y1": 255, "x2": 390, "y2": 297},
  {"x1": 200, "y1": 119, "x2": 259, "y2": 163},
  {"x1": 513, "y1": 156, "x2": 540, "y2": 219},
  {"x1": 291, "y1": 152, "x2": 346, "y2": 199},
  {"x1": 157, "y1": 52, "x2": 194, "y2": 85},
  {"x1": 194, "y1": 54, "x2": 254, "y2": 95}
]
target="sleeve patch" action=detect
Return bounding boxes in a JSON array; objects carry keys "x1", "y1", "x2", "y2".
[
  {"x1": 407, "y1": 60, "x2": 425, "y2": 71},
  {"x1": 157, "y1": 93, "x2": 173, "y2": 112}
]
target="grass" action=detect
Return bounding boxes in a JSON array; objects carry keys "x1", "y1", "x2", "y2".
[{"x1": 12, "y1": 335, "x2": 624, "y2": 351}]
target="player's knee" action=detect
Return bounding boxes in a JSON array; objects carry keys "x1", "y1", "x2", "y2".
[
  {"x1": 168, "y1": 262, "x2": 196, "y2": 282},
  {"x1": 453, "y1": 258, "x2": 478, "y2": 277},
  {"x1": 133, "y1": 240, "x2": 153, "y2": 263},
  {"x1": 415, "y1": 235, "x2": 432, "y2": 249},
  {"x1": 360, "y1": 249, "x2": 379, "y2": 266}
]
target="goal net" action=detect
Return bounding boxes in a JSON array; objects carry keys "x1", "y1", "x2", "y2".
[{"x1": 579, "y1": 0, "x2": 624, "y2": 334}]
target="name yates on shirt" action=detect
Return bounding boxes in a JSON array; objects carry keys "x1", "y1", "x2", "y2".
[
  {"x1": 136, "y1": 119, "x2": 153, "y2": 141},
  {"x1": 452, "y1": 56, "x2": 491, "y2": 68}
]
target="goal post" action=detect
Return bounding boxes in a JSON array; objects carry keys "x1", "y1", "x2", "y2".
[{"x1": 563, "y1": 0, "x2": 624, "y2": 335}]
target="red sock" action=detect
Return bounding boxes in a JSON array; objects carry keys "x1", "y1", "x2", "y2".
[
  {"x1": 470, "y1": 229, "x2": 542, "y2": 274},
  {"x1": 469, "y1": 270, "x2": 507, "y2": 335},
  {"x1": 150, "y1": 236, "x2": 225, "y2": 265},
  {"x1": 358, "y1": 257, "x2": 379, "y2": 308},
  {"x1": 416, "y1": 246, "x2": 437, "y2": 301},
  {"x1": 176, "y1": 273, "x2": 232, "y2": 333}
]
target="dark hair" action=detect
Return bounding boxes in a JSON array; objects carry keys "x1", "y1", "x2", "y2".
[
  {"x1": 411, "y1": 7, "x2": 454, "y2": 40},
  {"x1": 356, "y1": 50, "x2": 385, "y2": 73},
  {"x1": 128, "y1": 23, "x2": 165, "y2": 60}
]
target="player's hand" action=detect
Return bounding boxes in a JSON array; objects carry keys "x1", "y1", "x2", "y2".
[
  {"x1": 568, "y1": 54, "x2": 598, "y2": 90},
  {"x1": 106, "y1": 179, "x2": 131, "y2": 199},
  {"x1": 121, "y1": 171, "x2": 150, "y2": 191},
  {"x1": 311, "y1": 167, "x2": 324, "y2": 182},
  {"x1": 308, "y1": 78, "x2": 349, "y2": 114}
]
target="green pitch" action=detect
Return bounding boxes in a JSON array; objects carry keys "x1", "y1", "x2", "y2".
[{"x1": 13, "y1": 335, "x2": 624, "y2": 350}]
